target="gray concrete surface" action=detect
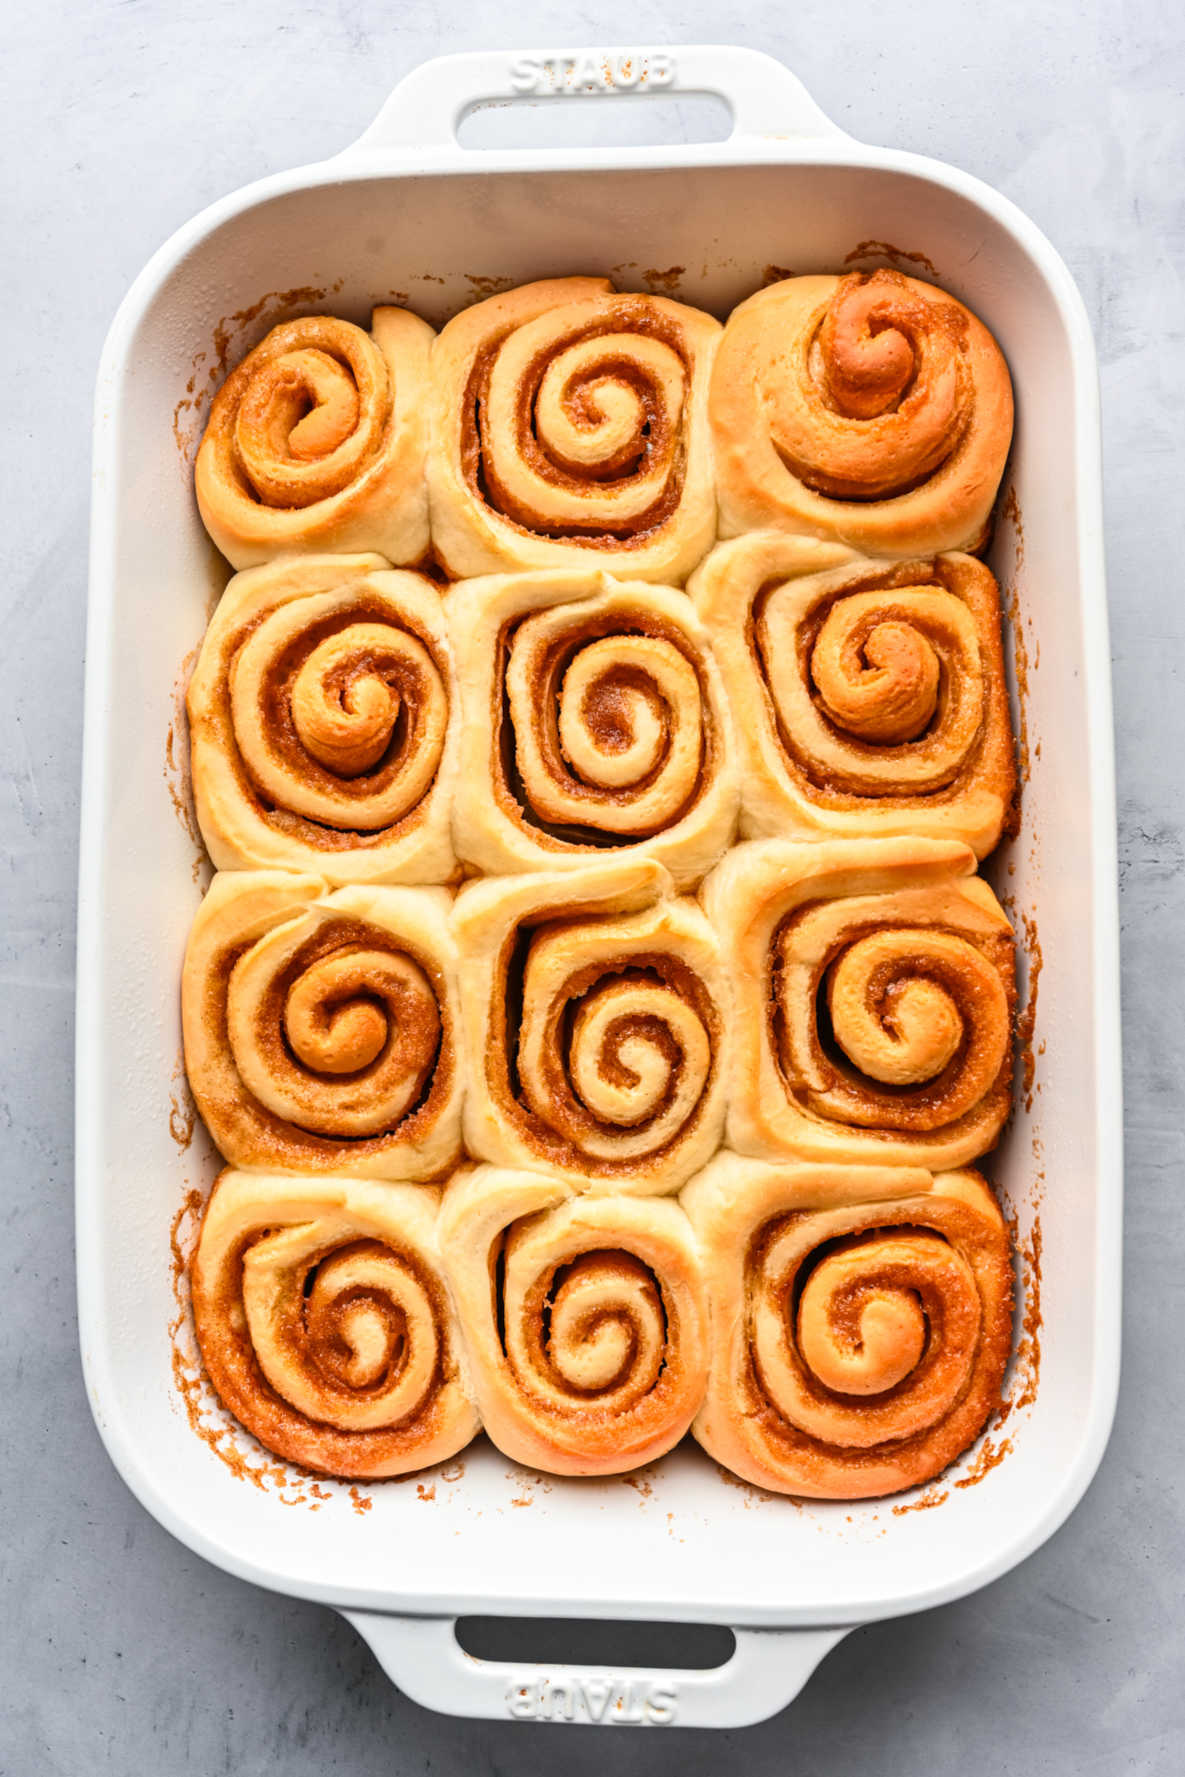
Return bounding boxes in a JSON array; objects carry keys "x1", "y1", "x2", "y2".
[{"x1": 3, "y1": 1, "x2": 1183, "y2": 1769}]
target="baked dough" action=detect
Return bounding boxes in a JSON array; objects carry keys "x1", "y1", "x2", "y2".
[
  {"x1": 702, "y1": 836, "x2": 1015, "y2": 1168},
  {"x1": 195, "y1": 308, "x2": 432, "y2": 567},
  {"x1": 711, "y1": 270, "x2": 1013, "y2": 557},
  {"x1": 446, "y1": 568, "x2": 738, "y2": 888},
  {"x1": 690, "y1": 535, "x2": 1016, "y2": 856},
  {"x1": 191, "y1": 1170, "x2": 478, "y2": 1477},
  {"x1": 428, "y1": 278, "x2": 719, "y2": 582},
  {"x1": 187, "y1": 554, "x2": 457, "y2": 883},
  {"x1": 681, "y1": 1151, "x2": 1013, "y2": 1498},
  {"x1": 182, "y1": 873, "x2": 462, "y2": 1179},
  {"x1": 452, "y1": 859, "x2": 729, "y2": 1191},
  {"x1": 438, "y1": 1165, "x2": 709, "y2": 1475}
]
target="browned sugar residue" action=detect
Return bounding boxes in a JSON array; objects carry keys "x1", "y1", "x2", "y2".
[
  {"x1": 1001, "y1": 483, "x2": 1026, "y2": 567},
  {"x1": 171, "y1": 282, "x2": 345, "y2": 465},
  {"x1": 843, "y1": 240, "x2": 941, "y2": 280},
  {"x1": 349, "y1": 1486, "x2": 373, "y2": 1515},
  {"x1": 761, "y1": 264, "x2": 795, "y2": 287},
  {"x1": 641, "y1": 265, "x2": 686, "y2": 296},
  {"x1": 953, "y1": 1434, "x2": 1014, "y2": 1489},
  {"x1": 892, "y1": 1484, "x2": 950, "y2": 1516},
  {"x1": 511, "y1": 1492, "x2": 534, "y2": 1508},
  {"x1": 1016, "y1": 912, "x2": 1043, "y2": 1111},
  {"x1": 713, "y1": 1463, "x2": 788, "y2": 1508},
  {"x1": 168, "y1": 1075, "x2": 196, "y2": 1151},
  {"x1": 464, "y1": 273, "x2": 518, "y2": 298},
  {"x1": 623, "y1": 1473, "x2": 653, "y2": 1500},
  {"x1": 439, "y1": 1460, "x2": 466, "y2": 1483},
  {"x1": 999, "y1": 485, "x2": 1033, "y2": 795},
  {"x1": 1006, "y1": 1212, "x2": 1044, "y2": 1413},
  {"x1": 169, "y1": 1188, "x2": 205, "y2": 1307},
  {"x1": 416, "y1": 1481, "x2": 437, "y2": 1502}
]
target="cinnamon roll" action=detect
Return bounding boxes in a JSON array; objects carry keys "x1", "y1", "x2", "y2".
[
  {"x1": 428, "y1": 278, "x2": 719, "y2": 582},
  {"x1": 192, "y1": 1170, "x2": 479, "y2": 1477},
  {"x1": 703, "y1": 837, "x2": 1015, "y2": 1168},
  {"x1": 195, "y1": 308, "x2": 432, "y2": 568},
  {"x1": 711, "y1": 271, "x2": 1013, "y2": 557},
  {"x1": 453, "y1": 860, "x2": 728, "y2": 1192},
  {"x1": 447, "y1": 568, "x2": 738, "y2": 888},
  {"x1": 690, "y1": 536, "x2": 1016, "y2": 856},
  {"x1": 438, "y1": 1166, "x2": 709, "y2": 1475},
  {"x1": 187, "y1": 555, "x2": 457, "y2": 884},
  {"x1": 182, "y1": 873, "x2": 462, "y2": 1179},
  {"x1": 681, "y1": 1152, "x2": 1013, "y2": 1498}
]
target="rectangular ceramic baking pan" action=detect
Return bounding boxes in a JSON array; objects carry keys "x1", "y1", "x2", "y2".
[{"x1": 77, "y1": 45, "x2": 1122, "y2": 1729}]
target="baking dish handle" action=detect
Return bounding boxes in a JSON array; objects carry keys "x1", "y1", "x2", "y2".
[
  {"x1": 342, "y1": 1610, "x2": 853, "y2": 1728},
  {"x1": 344, "y1": 45, "x2": 848, "y2": 159}
]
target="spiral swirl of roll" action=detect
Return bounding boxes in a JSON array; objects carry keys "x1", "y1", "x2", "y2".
[
  {"x1": 454, "y1": 860, "x2": 728, "y2": 1192},
  {"x1": 182, "y1": 874, "x2": 462, "y2": 1180},
  {"x1": 683, "y1": 1153, "x2": 1014, "y2": 1498},
  {"x1": 195, "y1": 309, "x2": 433, "y2": 568},
  {"x1": 691, "y1": 539, "x2": 1015, "y2": 856},
  {"x1": 710, "y1": 271, "x2": 1013, "y2": 558},
  {"x1": 188, "y1": 557, "x2": 457, "y2": 883},
  {"x1": 703, "y1": 837, "x2": 1015, "y2": 1169},
  {"x1": 448, "y1": 571, "x2": 738, "y2": 887},
  {"x1": 439, "y1": 1168, "x2": 709, "y2": 1474},
  {"x1": 191, "y1": 1171, "x2": 479, "y2": 1477},
  {"x1": 808, "y1": 924, "x2": 1012, "y2": 1131},
  {"x1": 428, "y1": 279, "x2": 720, "y2": 583}
]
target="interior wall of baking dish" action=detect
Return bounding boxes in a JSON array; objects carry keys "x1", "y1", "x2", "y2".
[{"x1": 81, "y1": 156, "x2": 1116, "y2": 1625}]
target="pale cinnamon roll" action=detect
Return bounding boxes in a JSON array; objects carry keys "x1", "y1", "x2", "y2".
[
  {"x1": 428, "y1": 278, "x2": 719, "y2": 582},
  {"x1": 182, "y1": 873, "x2": 462, "y2": 1179},
  {"x1": 195, "y1": 308, "x2": 432, "y2": 568},
  {"x1": 453, "y1": 860, "x2": 728, "y2": 1192},
  {"x1": 682, "y1": 1152, "x2": 1013, "y2": 1498},
  {"x1": 187, "y1": 556, "x2": 456, "y2": 884},
  {"x1": 191, "y1": 1170, "x2": 478, "y2": 1477},
  {"x1": 690, "y1": 536, "x2": 1016, "y2": 856},
  {"x1": 446, "y1": 568, "x2": 738, "y2": 888},
  {"x1": 438, "y1": 1166, "x2": 709, "y2": 1474},
  {"x1": 703, "y1": 837, "x2": 1015, "y2": 1168},
  {"x1": 711, "y1": 271, "x2": 1013, "y2": 557}
]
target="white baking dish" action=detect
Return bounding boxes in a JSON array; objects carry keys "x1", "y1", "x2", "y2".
[{"x1": 77, "y1": 45, "x2": 1122, "y2": 1729}]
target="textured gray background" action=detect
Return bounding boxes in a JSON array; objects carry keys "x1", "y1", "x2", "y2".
[{"x1": 3, "y1": 1, "x2": 1183, "y2": 1769}]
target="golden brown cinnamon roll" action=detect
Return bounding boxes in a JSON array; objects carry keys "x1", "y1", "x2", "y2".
[
  {"x1": 690, "y1": 536, "x2": 1016, "y2": 857},
  {"x1": 703, "y1": 837, "x2": 1015, "y2": 1168},
  {"x1": 187, "y1": 556, "x2": 456, "y2": 884},
  {"x1": 195, "y1": 308, "x2": 432, "y2": 568},
  {"x1": 711, "y1": 271, "x2": 1013, "y2": 557},
  {"x1": 182, "y1": 873, "x2": 462, "y2": 1179},
  {"x1": 446, "y1": 568, "x2": 738, "y2": 888},
  {"x1": 438, "y1": 1166, "x2": 709, "y2": 1475},
  {"x1": 682, "y1": 1152, "x2": 1013, "y2": 1498},
  {"x1": 453, "y1": 860, "x2": 728, "y2": 1192},
  {"x1": 428, "y1": 278, "x2": 719, "y2": 582},
  {"x1": 191, "y1": 1170, "x2": 479, "y2": 1477}
]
